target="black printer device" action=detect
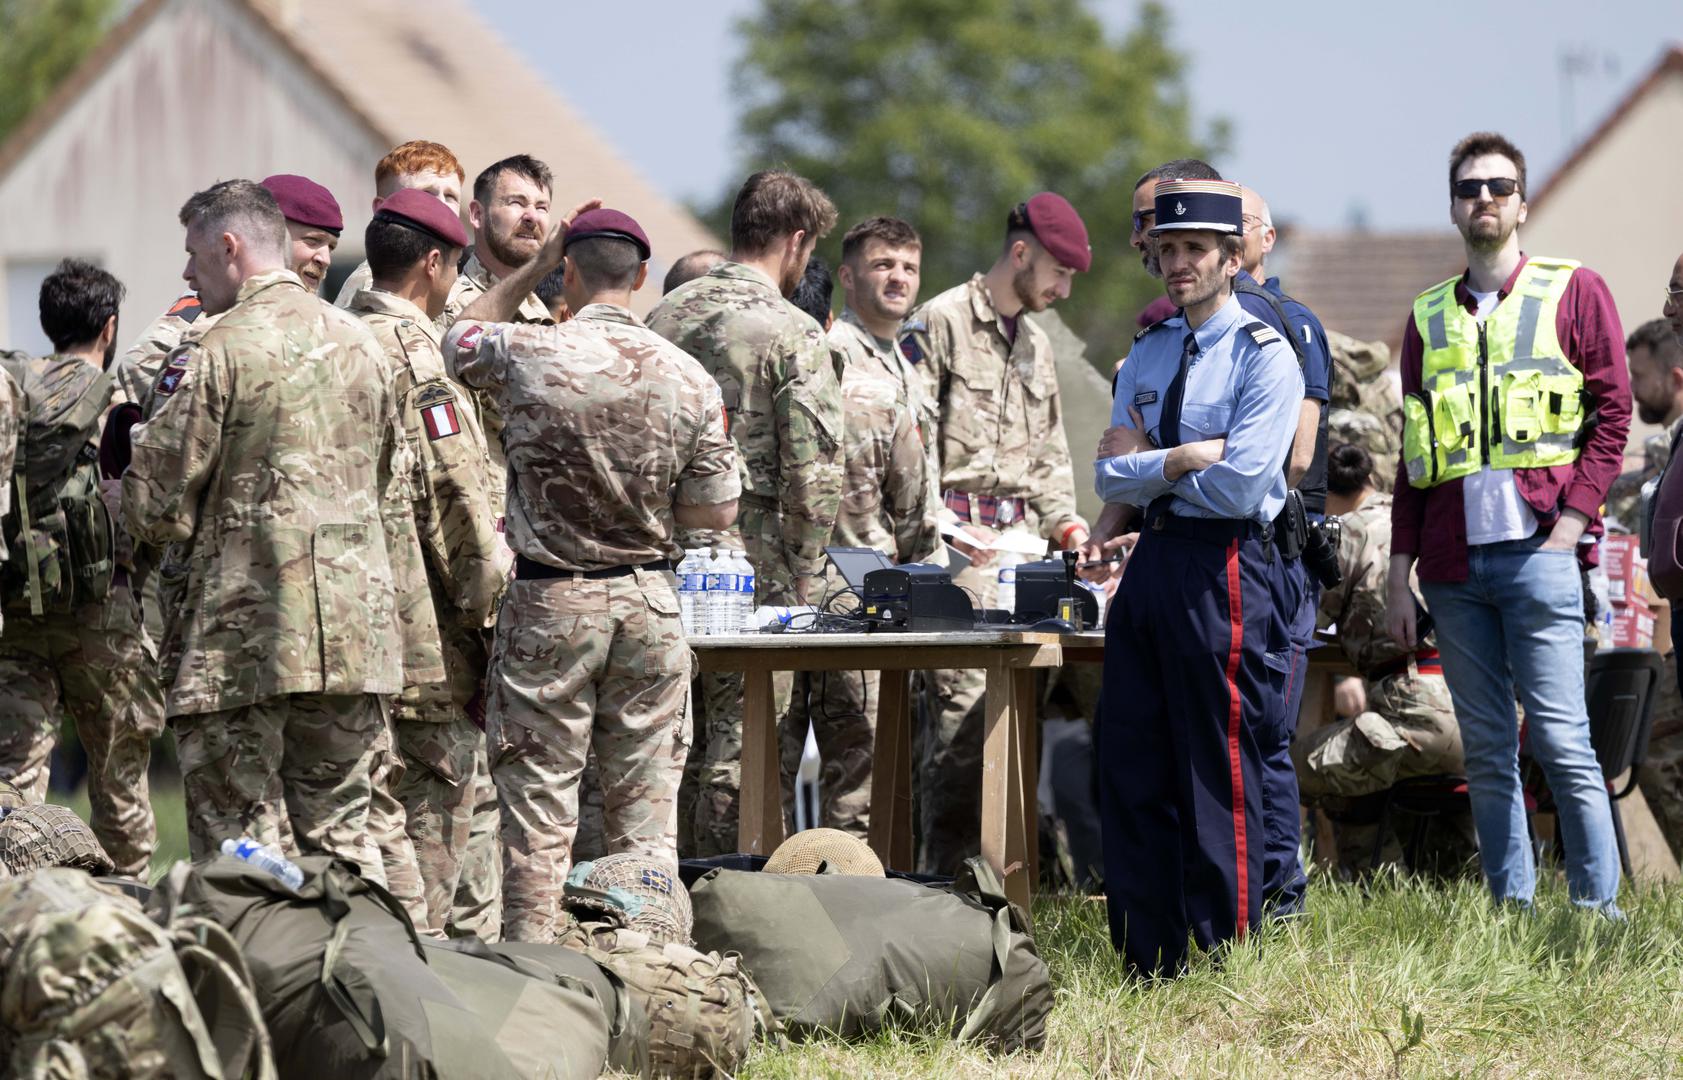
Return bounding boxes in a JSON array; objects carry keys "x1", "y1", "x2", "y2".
[{"x1": 860, "y1": 564, "x2": 975, "y2": 632}]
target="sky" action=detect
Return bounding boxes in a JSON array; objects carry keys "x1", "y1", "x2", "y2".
[{"x1": 470, "y1": 0, "x2": 1678, "y2": 233}]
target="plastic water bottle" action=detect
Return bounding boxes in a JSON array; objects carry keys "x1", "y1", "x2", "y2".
[
  {"x1": 996, "y1": 563, "x2": 1018, "y2": 618},
  {"x1": 677, "y1": 548, "x2": 708, "y2": 635},
  {"x1": 220, "y1": 837, "x2": 305, "y2": 891},
  {"x1": 731, "y1": 550, "x2": 757, "y2": 632},
  {"x1": 703, "y1": 549, "x2": 735, "y2": 636}
]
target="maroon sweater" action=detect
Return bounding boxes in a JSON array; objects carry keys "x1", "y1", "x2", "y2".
[{"x1": 1391, "y1": 255, "x2": 1630, "y2": 583}]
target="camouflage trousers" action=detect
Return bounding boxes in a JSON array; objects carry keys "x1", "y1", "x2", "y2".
[
  {"x1": 172, "y1": 692, "x2": 385, "y2": 881},
  {"x1": 1293, "y1": 670, "x2": 1464, "y2": 799},
  {"x1": 449, "y1": 740, "x2": 502, "y2": 941},
  {"x1": 0, "y1": 583, "x2": 163, "y2": 876},
  {"x1": 678, "y1": 506, "x2": 799, "y2": 857},
  {"x1": 1636, "y1": 651, "x2": 1683, "y2": 862},
  {"x1": 488, "y1": 570, "x2": 689, "y2": 943},
  {"x1": 918, "y1": 542, "x2": 1015, "y2": 875},
  {"x1": 781, "y1": 669, "x2": 876, "y2": 837},
  {"x1": 370, "y1": 711, "x2": 482, "y2": 935}
]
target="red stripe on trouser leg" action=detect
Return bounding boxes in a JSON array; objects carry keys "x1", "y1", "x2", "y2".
[{"x1": 1223, "y1": 538, "x2": 1249, "y2": 936}]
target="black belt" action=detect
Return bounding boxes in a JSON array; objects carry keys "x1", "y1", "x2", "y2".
[
  {"x1": 515, "y1": 556, "x2": 673, "y2": 581},
  {"x1": 1144, "y1": 501, "x2": 1271, "y2": 545}
]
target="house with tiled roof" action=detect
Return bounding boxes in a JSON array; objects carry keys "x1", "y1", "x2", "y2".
[{"x1": 0, "y1": 0, "x2": 720, "y2": 352}]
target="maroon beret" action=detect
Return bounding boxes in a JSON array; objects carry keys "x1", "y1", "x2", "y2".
[
  {"x1": 1024, "y1": 191, "x2": 1091, "y2": 272},
  {"x1": 260, "y1": 174, "x2": 343, "y2": 235},
  {"x1": 373, "y1": 187, "x2": 468, "y2": 249},
  {"x1": 564, "y1": 208, "x2": 650, "y2": 261}
]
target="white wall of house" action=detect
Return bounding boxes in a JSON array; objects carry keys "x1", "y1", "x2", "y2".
[{"x1": 0, "y1": 0, "x2": 385, "y2": 350}]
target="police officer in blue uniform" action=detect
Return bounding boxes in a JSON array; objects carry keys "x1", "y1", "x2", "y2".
[
  {"x1": 1232, "y1": 186, "x2": 1335, "y2": 919},
  {"x1": 1083, "y1": 179, "x2": 1304, "y2": 977}
]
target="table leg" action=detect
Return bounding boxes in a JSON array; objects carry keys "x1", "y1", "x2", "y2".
[
  {"x1": 736, "y1": 667, "x2": 785, "y2": 856},
  {"x1": 867, "y1": 670, "x2": 914, "y2": 871},
  {"x1": 1014, "y1": 668, "x2": 1040, "y2": 888},
  {"x1": 981, "y1": 660, "x2": 1031, "y2": 911}
]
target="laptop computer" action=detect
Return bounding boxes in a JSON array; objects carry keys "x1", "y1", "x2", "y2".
[{"x1": 825, "y1": 546, "x2": 896, "y2": 591}]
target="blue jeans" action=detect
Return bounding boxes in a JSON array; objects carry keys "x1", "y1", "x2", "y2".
[{"x1": 1420, "y1": 534, "x2": 1619, "y2": 909}]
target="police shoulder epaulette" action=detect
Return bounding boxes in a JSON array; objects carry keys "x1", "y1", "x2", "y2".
[
  {"x1": 1242, "y1": 321, "x2": 1282, "y2": 347},
  {"x1": 1134, "y1": 318, "x2": 1172, "y2": 342}
]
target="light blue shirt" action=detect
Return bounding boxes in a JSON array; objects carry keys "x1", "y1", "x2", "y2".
[{"x1": 1097, "y1": 293, "x2": 1303, "y2": 524}]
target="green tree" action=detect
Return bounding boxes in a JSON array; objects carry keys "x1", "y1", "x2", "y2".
[
  {"x1": 716, "y1": 0, "x2": 1225, "y2": 365},
  {"x1": 0, "y1": 0, "x2": 117, "y2": 144}
]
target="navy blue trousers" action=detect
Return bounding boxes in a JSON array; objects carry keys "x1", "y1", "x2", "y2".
[
  {"x1": 1260, "y1": 557, "x2": 1314, "y2": 916},
  {"x1": 1098, "y1": 518, "x2": 1285, "y2": 977}
]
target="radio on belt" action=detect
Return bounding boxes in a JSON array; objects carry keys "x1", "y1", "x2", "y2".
[{"x1": 860, "y1": 564, "x2": 975, "y2": 632}]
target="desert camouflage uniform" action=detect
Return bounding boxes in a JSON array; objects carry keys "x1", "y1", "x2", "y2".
[
  {"x1": 0, "y1": 353, "x2": 160, "y2": 876},
  {"x1": 1294, "y1": 492, "x2": 1472, "y2": 873},
  {"x1": 123, "y1": 270, "x2": 440, "y2": 881},
  {"x1": 1618, "y1": 417, "x2": 1683, "y2": 859},
  {"x1": 446, "y1": 303, "x2": 739, "y2": 942},
  {"x1": 353, "y1": 287, "x2": 510, "y2": 933},
  {"x1": 1326, "y1": 330, "x2": 1403, "y2": 494},
  {"x1": 906, "y1": 274, "x2": 1082, "y2": 874},
  {"x1": 646, "y1": 261, "x2": 843, "y2": 855},
  {"x1": 782, "y1": 308, "x2": 940, "y2": 836}
]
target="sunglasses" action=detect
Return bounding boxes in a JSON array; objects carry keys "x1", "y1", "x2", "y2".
[
  {"x1": 1132, "y1": 209, "x2": 1156, "y2": 233},
  {"x1": 1452, "y1": 177, "x2": 1520, "y2": 200}
]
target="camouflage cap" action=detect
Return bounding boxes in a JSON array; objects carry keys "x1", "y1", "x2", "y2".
[
  {"x1": 0, "y1": 804, "x2": 115, "y2": 875},
  {"x1": 763, "y1": 828, "x2": 885, "y2": 876},
  {"x1": 565, "y1": 854, "x2": 693, "y2": 945}
]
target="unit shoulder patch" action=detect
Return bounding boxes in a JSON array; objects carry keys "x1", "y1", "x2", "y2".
[
  {"x1": 165, "y1": 294, "x2": 203, "y2": 324},
  {"x1": 415, "y1": 382, "x2": 462, "y2": 440},
  {"x1": 153, "y1": 347, "x2": 193, "y2": 396}
]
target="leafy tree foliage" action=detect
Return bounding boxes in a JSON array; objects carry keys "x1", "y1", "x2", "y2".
[
  {"x1": 0, "y1": 0, "x2": 117, "y2": 144},
  {"x1": 716, "y1": 0, "x2": 1225, "y2": 363}
]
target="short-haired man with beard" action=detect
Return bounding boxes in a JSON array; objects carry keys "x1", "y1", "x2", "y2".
[
  {"x1": 903, "y1": 194, "x2": 1092, "y2": 874},
  {"x1": 782, "y1": 217, "x2": 940, "y2": 838},
  {"x1": 1085, "y1": 179, "x2": 1302, "y2": 976},
  {"x1": 646, "y1": 169, "x2": 844, "y2": 856},
  {"x1": 1387, "y1": 132, "x2": 1630, "y2": 916},
  {"x1": 334, "y1": 139, "x2": 468, "y2": 311},
  {"x1": 1130, "y1": 159, "x2": 1223, "y2": 327}
]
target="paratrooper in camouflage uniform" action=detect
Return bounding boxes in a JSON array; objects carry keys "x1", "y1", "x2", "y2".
[
  {"x1": 780, "y1": 307, "x2": 939, "y2": 835},
  {"x1": 1295, "y1": 491, "x2": 1473, "y2": 873},
  {"x1": 1326, "y1": 330, "x2": 1403, "y2": 494},
  {"x1": 908, "y1": 271, "x2": 1086, "y2": 873},
  {"x1": 447, "y1": 207, "x2": 739, "y2": 941},
  {"x1": 124, "y1": 224, "x2": 440, "y2": 882},
  {"x1": 646, "y1": 260, "x2": 843, "y2": 855},
  {"x1": 352, "y1": 280, "x2": 510, "y2": 935}
]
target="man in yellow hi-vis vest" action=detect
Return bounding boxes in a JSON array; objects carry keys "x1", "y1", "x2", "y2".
[{"x1": 1386, "y1": 132, "x2": 1631, "y2": 915}]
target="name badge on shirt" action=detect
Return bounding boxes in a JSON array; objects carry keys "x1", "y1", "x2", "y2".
[{"x1": 1133, "y1": 390, "x2": 1158, "y2": 407}]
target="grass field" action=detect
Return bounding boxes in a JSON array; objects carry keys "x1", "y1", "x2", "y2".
[{"x1": 49, "y1": 780, "x2": 1683, "y2": 1078}]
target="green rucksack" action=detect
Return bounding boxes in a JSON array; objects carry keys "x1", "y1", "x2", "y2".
[
  {"x1": 688, "y1": 856, "x2": 1053, "y2": 1051},
  {"x1": 0, "y1": 867, "x2": 274, "y2": 1079},
  {"x1": 148, "y1": 855, "x2": 520, "y2": 1079},
  {"x1": 488, "y1": 940, "x2": 652, "y2": 1078},
  {"x1": 557, "y1": 913, "x2": 776, "y2": 1079},
  {"x1": 0, "y1": 352, "x2": 116, "y2": 617},
  {"x1": 418, "y1": 938, "x2": 612, "y2": 1080}
]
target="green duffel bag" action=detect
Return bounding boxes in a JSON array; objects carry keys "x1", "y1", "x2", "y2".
[
  {"x1": 488, "y1": 940, "x2": 651, "y2": 1078},
  {"x1": 149, "y1": 856, "x2": 520, "y2": 1079},
  {"x1": 688, "y1": 855, "x2": 1052, "y2": 1051},
  {"x1": 419, "y1": 939, "x2": 613, "y2": 1080}
]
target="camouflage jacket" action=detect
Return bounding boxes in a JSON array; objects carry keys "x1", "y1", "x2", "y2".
[
  {"x1": 351, "y1": 288, "x2": 510, "y2": 718},
  {"x1": 908, "y1": 274, "x2": 1080, "y2": 540},
  {"x1": 1318, "y1": 493, "x2": 1430, "y2": 678},
  {"x1": 114, "y1": 294, "x2": 221, "y2": 411},
  {"x1": 1326, "y1": 330, "x2": 1402, "y2": 495},
  {"x1": 828, "y1": 309, "x2": 939, "y2": 563},
  {"x1": 645, "y1": 261, "x2": 842, "y2": 583},
  {"x1": 445, "y1": 302, "x2": 740, "y2": 571},
  {"x1": 123, "y1": 270, "x2": 442, "y2": 716},
  {"x1": 1606, "y1": 415, "x2": 1683, "y2": 535}
]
